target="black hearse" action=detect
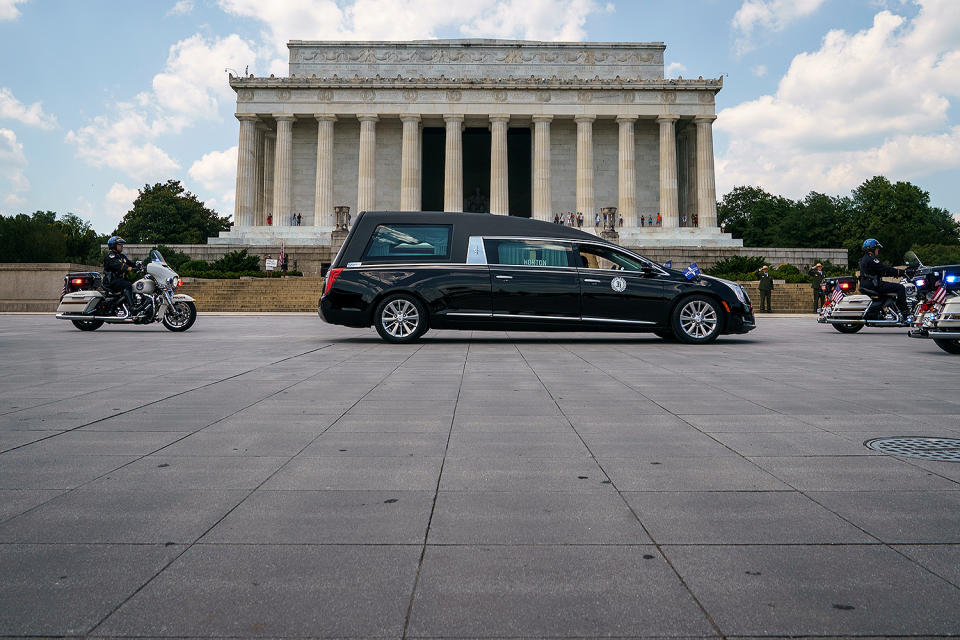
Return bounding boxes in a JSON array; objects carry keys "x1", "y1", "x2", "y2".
[{"x1": 319, "y1": 211, "x2": 755, "y2": 343}]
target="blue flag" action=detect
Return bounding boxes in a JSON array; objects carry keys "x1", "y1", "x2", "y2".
[
  {"x1": 663, "y1": 260, "x2": 672, "y2": 269},
  {"x1": 683, "y1": 262, "x2": 701, "y2": 280}
]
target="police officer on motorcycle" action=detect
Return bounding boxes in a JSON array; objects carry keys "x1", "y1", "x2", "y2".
[
  {"x1": 859, "y1": 238, "x2": 909, "y2": 319},
  {"x1": 103, "y1": 236, "x2": 144, "y2": 314}
]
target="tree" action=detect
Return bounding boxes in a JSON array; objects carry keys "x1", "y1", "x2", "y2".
[
  {"x1": 0, "y1": 211, "x2": 104, "y2": 263},
  {"x1": 717, "y1": 186, "x2": 796, "y2": 247},
  {"x1": 114, "y1": 180, "x2": 231, "y2": 244}
]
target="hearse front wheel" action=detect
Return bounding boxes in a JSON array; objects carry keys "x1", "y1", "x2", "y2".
[
  {"x1": 374, "y1": 294, "x2": 428, "y2": 343},
  {"x1": 671, "y1": 296, "x2": 722, "y2": 344}
]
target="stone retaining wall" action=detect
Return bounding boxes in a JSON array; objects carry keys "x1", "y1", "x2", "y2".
[{"x1": 0, "y1": 263, "x2": 100, "y2": 311}]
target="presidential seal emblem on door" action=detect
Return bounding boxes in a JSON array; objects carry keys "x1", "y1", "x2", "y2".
[{"x1": 611, "y1": 276, "x2": 627, "y2": 292}]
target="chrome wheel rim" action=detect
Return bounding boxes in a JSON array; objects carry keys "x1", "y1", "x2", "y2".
[
  {"x1": 165, "y1": 302, "x2": 192, "y2": 328},
  {"x1": 679, "y1": 300, "x2": 718, "y2": 339},
  {"x1": 382, "y1": 299, "x2": 419, "y2": 338}
]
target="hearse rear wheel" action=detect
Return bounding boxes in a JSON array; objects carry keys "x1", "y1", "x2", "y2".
[
  {"x1": 374, "y1": 294, "x2": 428, "y2": 344},
  {"x1": 671, "y1": 296, "x2": 722, "y2": 344}
]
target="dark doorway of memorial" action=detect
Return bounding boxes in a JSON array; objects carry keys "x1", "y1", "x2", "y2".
[
  {"x1": 421, "y1": 127, "x2": 445, "y2": 212},
  {"x1": 507, "y1": 128, "x2": 531, "y2": 218},
  {"x1": 462, "y1": 128, "x2": 491, "y2": 213}
]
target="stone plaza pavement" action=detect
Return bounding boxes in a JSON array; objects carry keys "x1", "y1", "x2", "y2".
[{"x1": 1, "y1": 314, "x2": 959, "y2": 639}]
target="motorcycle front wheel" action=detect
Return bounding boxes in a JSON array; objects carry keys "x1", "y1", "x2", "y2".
[
  {"x1": 933, "y1": 338, "x2": 960, "y2": 354},
  {"x1": 71, "y1": 319, "x2": 104, "y2": 331},
  {"x1": 162, "y1": 301, "x2": 197, "y2": 332},
  {"x1": 832, "y1": 323, "x2": 863, "y2": 333}
]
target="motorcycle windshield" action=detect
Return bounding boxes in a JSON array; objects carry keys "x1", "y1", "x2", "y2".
[
  {"x1": 904, "y1": 251, "x2": 922, "y2": 268},
  {"x1": 150, "y1": 250, "x2": 167, "y2": 265}
]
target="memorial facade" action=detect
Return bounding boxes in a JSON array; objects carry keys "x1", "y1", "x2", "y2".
[{"x1": 218, "y1": 39, "x2": 740, "y2": 247}]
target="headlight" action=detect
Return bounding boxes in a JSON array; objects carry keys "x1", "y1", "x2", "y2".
[{"x1": 719, "y1": 280, "x2": 748, "y2": 305}]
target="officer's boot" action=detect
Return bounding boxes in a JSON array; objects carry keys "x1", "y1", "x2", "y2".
[{"x1": 122, "y1": 289, "x2": 136, "y2": 316}]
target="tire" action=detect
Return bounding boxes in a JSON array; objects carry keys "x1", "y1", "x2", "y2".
[
  {"x1": 933, "y1": 338, "x2": 960, "y2": 354},
  {"x1": 374, "y1": 293, "x2": 428, "y2": 343},
  {"x1": 832, "y1": 323, "x2": 864, "y2": 334},
  {"x1": 654, "y1": 329, "x2": 677, "y2": 341},
  {"x1": 671, "y1": 295, "x2": 722, "y2": 344},
  {"x1": 71, "y1": 319, "x2": 103, "y2": 331},
  {"x1": 162, "y1": 301, "x2": 197, "y2": 332}
]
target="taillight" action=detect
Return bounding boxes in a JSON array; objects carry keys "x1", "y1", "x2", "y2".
[
  {"x1": 840, "y1": 282, "x2": 850, "y2": 290},
  {"x1": 323, "y1": 268, "x2": 343, "y2": 296},
  {"x1": 72, "y1": 278, "x2": 84, "y2": 285}
]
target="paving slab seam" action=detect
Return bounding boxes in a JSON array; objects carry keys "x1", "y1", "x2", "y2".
[
  {"x1": 570, "y1": 343, "x2": 960, "y2": 587},
  {"x1": 83, "y1": 341, "x2": 427, "y2": 637},
  {"x1": 0, "y1": 343, "x2": 335, "y2": 456},
  {"x1": 400, "y1": 339, "x2": 470, "y2": 640},
  {"x1": 512, "y1": 342, "x2": 728, "y2": 640},
  {"x1": 0, "y1": 345, "x2": 347, "y2": 526}
]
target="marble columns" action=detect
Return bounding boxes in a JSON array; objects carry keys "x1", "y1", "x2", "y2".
[
  {"x1": 314, "y1": 114, "x2": 336, "y2": 227},
  {"x1": 532, "y1": 115, "x2": 553, "y2": 221},
  {"x1": 694, "y1": 115, "x2": 718, "y2": 229},
  {"x1": 575, "y1": 115, "x2": 595, "y2": 219},
  {"x1": 489, "y1": 115, "x2": 510, "y2": 215},
  {"x1": 272, "y1": 114, "x2": 295, "y2": 226},
  {"x1": 252, "y1": 124, "x2": 265, "y2": 227},
  {"x1": 400, "y1": 115, "x2": 422, "y2": 211},
  {"x1": 233, "y1": 114, "x2": 258, "y2": 228},
  {"x1": 357, "y1": 114, "x2": 378, "y2": 213},
  {"x1": 262, "y1": 132, "x2": 275, "y2": 226},
  {"x1": 443, "y1": 114, "x2": 463, "y2": 212},
  {"x1": 616, "y1": 116, "x2": 637, "y2": 227},
  {"x1": 657, "y1": 115, "x2": 679, "y2": 228}
]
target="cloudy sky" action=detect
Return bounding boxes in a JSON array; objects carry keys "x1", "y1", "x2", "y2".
[{"x1": 1, "y1": 0, "x2": 958, "y2": 233}]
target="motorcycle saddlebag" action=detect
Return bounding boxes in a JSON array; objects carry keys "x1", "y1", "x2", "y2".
[
  {"x1": 936, "y1": 297, "x2": 960, "y2": 329},
  {"x1": 64, "y1": 272, "x2": 102, "y2": 294},
  {"x1": 56, "y1": 291, "x2": 102, "y2": 315},
  {"x1": 830, "y1": 294, "x2": 871, "y2": 319}
]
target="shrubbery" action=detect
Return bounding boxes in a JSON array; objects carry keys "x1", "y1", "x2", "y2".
[{"x1": 706, "y1": 256, "x2": 854, "y2": 282}]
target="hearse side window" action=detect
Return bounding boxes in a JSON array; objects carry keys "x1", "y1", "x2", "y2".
[
  {"x1": 484, "y1": 239, "x2": 574, "y2": 267},
  {"x1": 361, "y1": 224, "x2": 452, "y2": 261},
  {"x1": 577, "y1": 244, "x2": 647, "y2": 271}
]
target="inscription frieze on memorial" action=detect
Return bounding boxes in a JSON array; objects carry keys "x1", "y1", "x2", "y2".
[{"x1": 288, "y1": 40, "x2": 667, "y2": 81}]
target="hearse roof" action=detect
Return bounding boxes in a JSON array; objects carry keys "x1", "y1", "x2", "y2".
[{"x1": 356, "y1": 211, "x2": 602, "y2": 242}]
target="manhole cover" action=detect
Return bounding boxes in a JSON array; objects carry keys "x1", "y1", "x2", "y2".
[{"x1": 865, "y1": 437, "x2": 960, "y2": 462}]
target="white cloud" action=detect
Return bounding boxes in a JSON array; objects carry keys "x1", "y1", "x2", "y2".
[
  {"x1": 732, "y1": 0, "x2": 827, "y2": 55},
  {"x1": 218, "y1": 0, "x2": 603, "y2": 71},
  {"x1": 104, "y1": 183, "x2": 140, "y2": 223},
  {"x1": 716, "y1": 0, "x2": 960, "y2": 199},
  {"x1": 0, "y1": 87, "x2": 57, "y2": 130},
  {"x1": 66, "y1": 33, "x2": 255, "y2": 182},
  {"x1": 0, "y1": 128, "x2": 29, "y2": 211},
  {"x1": 751, "y1": 64, "x2": 767, "y2": 76},
  {"x1": 0, "y1": 0, "x2": 28, "y2": 21},
  {"x1": 167, "y1": 0, "x2": 193, "y2": 16},
  {"x1": 665, "y1": 62, "x2": 687, "y2": 77},
  {"x1": 189, "y1": 145, "x2": 236, "y2": 191}
]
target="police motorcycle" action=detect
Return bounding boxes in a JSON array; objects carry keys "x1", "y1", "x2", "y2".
[
  {"x1": 817, "y1": 252, "x2": 920, "y2": 334},
  {"x1": 55, "y1": 249, "x2": 197, "y2": 332},
  {"x1": 907, "y1": 257, "x2": 960, "y2": 354}
]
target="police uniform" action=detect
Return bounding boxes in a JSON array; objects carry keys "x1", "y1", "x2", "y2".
[
  {"x1": 810, "y1": 268, "x2": 825, "y2": 311},
  {"x1": 757, "y1": 269, "x2": 773, "y2": 312},
  {"x1": 104, "y1": 250, "x2": 137, "y2": 309},
  {"x1": 858, "y1": 252, "x2": 906, "y2": 313}
]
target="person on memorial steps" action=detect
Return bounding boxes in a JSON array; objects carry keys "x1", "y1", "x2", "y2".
[
  {"x1": 809, "y1": 262, "x2": 825, "y2": 312},
  {"x1": 757, "y1": 265, "x2": 773, "y2": 313},
  {"x1": 103, "y1": 236, "x2": 143, "y2": 315},
  {"x1": 858, "y1": 238, "x2": 909, "y2": 318}
]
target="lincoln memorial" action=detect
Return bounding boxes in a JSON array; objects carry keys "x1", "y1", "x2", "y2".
[{"x1": 216, "y1": 39, "x2": 740, "y2": 248}]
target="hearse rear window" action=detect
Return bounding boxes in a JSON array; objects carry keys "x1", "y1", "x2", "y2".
[
  {"x1": 485, "y1": 239, "x2": 574, "y2": 267},
  {"x1": 362, "y1": 224, "x2": 452, "y2": 261}
]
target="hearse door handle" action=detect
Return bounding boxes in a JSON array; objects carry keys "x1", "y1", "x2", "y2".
[
  {"x1": 495, "y1": 275, "x2": 513, "y2": 280},
  {"x1": 583, "y1": 278, "x2": 602, "y2": 284}
]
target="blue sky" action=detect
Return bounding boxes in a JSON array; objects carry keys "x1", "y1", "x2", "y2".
[{"x1": 1, "y1": 0, "x2": 957, "y2": 234}]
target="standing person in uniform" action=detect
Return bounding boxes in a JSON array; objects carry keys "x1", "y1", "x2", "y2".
[
  {"x1": 103, "y1": 236, "x2": 143, "y2": 315},
  {"x1": 809, "y1": 262, "x2": 825, "y2": 312},
  {"x1": 757, "y1": 265, "x2": 773, "y2": 313},
  {"x1": 859, "y1": 239, "x2": 909, "y2": 318}
]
